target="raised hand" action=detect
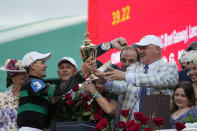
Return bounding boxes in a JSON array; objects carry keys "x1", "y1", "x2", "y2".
[{"x1": 111, "y1": 37, "x2": 128, "y2": 50}]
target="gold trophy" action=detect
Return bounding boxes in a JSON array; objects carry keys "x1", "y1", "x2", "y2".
[{"x1": 80, "y1": 32, "x2": 97, "y2": 80}]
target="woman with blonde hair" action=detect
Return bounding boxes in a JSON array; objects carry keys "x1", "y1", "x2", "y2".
[{"x1": 0, "y1": 59, "x2": 28, "y2": 131}]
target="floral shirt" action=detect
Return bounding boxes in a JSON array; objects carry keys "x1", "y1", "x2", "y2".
[{"x1": 0, "y1": 89, "x2": 19, "y2": 131}]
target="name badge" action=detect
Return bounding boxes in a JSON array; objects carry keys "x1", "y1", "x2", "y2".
[{"x1": 31, "y1": 79, "x2": 46, "y2": 92}]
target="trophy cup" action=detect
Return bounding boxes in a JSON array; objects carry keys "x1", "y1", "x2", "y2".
[{"x1": 80, "y1": 32, "x2": 97, "y2": 80}]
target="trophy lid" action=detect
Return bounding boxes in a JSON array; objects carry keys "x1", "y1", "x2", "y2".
[{"x1": 81, "y1": 32, "x2": 95, "y2": 47}]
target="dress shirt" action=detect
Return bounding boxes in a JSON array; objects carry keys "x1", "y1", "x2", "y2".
[
  {"x1": 126, "y1": 60, "x2": 161, "y2": 85},
  {"x1": 101, "y1": 43, "x2": 111, "y2": 50}
]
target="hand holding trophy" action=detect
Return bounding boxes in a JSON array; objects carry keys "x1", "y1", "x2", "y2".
[{"x1": 80, "y1": 32, "x2": 97, "y2": 81}]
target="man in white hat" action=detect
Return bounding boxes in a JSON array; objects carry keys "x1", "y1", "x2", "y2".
[
  {"x1": 99, "y1": 35, "x2": 179, "y2": 122},
  {"x1": 17, "y1": 51, "x2": 96, "y2": 131},
  {"x1": 54, "y1": 57, "x2": 80, "y2": 101},
  {"x1": 57, "y1": 57, "x2": 78, "y2": 82}
]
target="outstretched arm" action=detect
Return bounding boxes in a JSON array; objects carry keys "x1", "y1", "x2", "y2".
[
  {"x1": 96, "y1": 37, "x2": 128, "y2": 57},
  {"x1": 94, "y1": 69, "x2": 128, "y2": 95},
  {"x1": 105, "y1": 63, "x2": 179, "y2": 89}
]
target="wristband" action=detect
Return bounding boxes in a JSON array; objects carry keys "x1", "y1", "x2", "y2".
[
  {"x1": 87, "y1": 91, "x2": 99, "y2": 105},
  {"x1": 93, "y1": 91, "x2": 99, "y2": 98},
  {"x1": 78, "y1": 70, "x2": 86, "y2": 78},
  {"x1": 95, "y1": 94, "x2": 102, "y2": 99}
]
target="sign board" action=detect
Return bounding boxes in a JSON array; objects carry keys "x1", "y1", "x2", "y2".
[{"x1": 88, "y1": 0, "x2": 197, "y2": 69}]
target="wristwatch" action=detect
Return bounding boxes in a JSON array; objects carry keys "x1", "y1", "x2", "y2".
[{"x1": 109, "y1": 41, "x2": 114, "y2": 49}]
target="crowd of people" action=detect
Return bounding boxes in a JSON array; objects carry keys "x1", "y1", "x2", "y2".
[{"x1": 0, "y1": 35, "x2": 197, "y2": 131}]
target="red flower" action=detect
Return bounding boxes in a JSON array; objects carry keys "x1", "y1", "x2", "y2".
[
  {"x1": 65, "y1": 100, "x2": 75, "y2": 106},
  {"x1": 126, "y1": 120, "x2": 136, "y2": 128},
  {"x1": 121, "y1": 109, "x2": 130, "y2": 117},
  {"x1": 95, "y1": 123, "x2": 104, "y2": 131},
  {"x1": 65, "y1": 93, "x2": 72, "y2": 100},
  {"x1": 134, "y1": 112, "x2": 144, "y2": 120},
  {"x1": 79, "y1": 93, "x2": 83, "y2": 97},
  {"x1": 99, "y1": 118, "x2": 109, "y2": 127},
  {"x1": 56, "y1": 85, "x2": 111, "y2": 128},
  {"x1": 94, "y1": 118, "x2": 109, "y2": 131},
  {"x1": 140, "y1": 116, "x2": 149, "y2": 125},
  {"x1": 73, "y1": 84, "x2": 79, "y2": 91},
  {"x1": 126, "y1": 128, "x2": 130, "y2": 131},
  {"x1": 175, "y1": 122, "x2": 186, "y2": 131},
  {"x1": 117, "y1": 121, "x2": 126, "y2": 128},
  {"x1": 85, "y1": 94, "x2": 93, "y2": 101},
  {"x1": 144, "y1": 128, "x2": 153, "y2": 131},
  {"x1": 85, "y1": 103, "x2": 91, "y2": 111},
  {"x1": 97, "y1": 108, "x2": 104, "y2": 115},
  {"x1": 82, "y1": 94, "x2": 92, "y2": 102},
  {"x1": 152, "y1": 117, "x2": 164, "y2": 127},
  {"x1": 130, "y1": 123, "x2": 140, "y2": 131},
  {"x1": 94, "y1": 113, "x2": 102, "y2": 121},
  {"x1": 82, "y1": 96, "x2": 87, "y2": 102}
]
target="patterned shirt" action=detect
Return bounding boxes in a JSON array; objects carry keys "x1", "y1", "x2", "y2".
[
  {"x1": 0, "y1": 89, "x2": 19, "y2": 131},
  {"x1": 171, "y1": 106, "x2": 197, "y2": 128},
  {"x1": 105, "y1": 60, "x2": 179, "y2": 122}
]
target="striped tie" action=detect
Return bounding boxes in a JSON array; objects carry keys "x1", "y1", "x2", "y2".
[{"x1": 139, "y1": 65, "x2": 149, "y2": 112}]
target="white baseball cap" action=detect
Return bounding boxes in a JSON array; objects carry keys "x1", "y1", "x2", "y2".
[
  {"x1": 22, "y1": 51, "x2": 52, "y2": 68},
  {"x1": 57, "y1": 57, "x2": 77, "y2": 68},
  {"x1": 133, "y1": 35, "x2": 163, "y2": 48}
]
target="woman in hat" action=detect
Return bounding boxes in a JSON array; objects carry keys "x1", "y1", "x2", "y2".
[
  {"x1": 181, "y1": 50, "x2": 197, "y2": 102},
  {"x1": 188, "y1": 55, "x2": 197, "y2": 102},
  {"x1": 0, "y1": 59, "x2": 28, "y2": 131}
]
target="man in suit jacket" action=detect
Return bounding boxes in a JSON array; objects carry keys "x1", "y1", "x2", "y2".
[{"x1": 103, "y1": 35, "x2": 179, "y2": 121}]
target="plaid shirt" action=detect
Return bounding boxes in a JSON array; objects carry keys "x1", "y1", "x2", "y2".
[{"x1": 106, "y1": 59, "x2": 179, "y2": 122}]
